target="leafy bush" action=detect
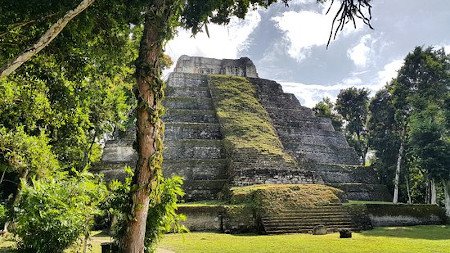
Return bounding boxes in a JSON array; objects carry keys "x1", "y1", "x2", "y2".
[
  {"x1": 0, "y1": 203, "x2": 6, "y2": 227},
  {"x1": 107, "y1": 168, "x2": 187, "y2": 253},
  {"x1": 15, "y1": 172, "x2": 107, "y2": 253}
]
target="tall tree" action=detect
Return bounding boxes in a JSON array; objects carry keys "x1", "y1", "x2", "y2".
[
  {"x1": 390, "y1": 46, "x2": 449, "y2": 204},
  {"x1": 335, "y1": 87, "x2": 370, "y2": 165},
  {"x1": 367, "y1": 89, "x2": 401, "y2": 191}
]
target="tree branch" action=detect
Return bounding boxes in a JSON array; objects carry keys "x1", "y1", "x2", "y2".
[{"x1": 0, "y1": 0, "x2": 96, "y2": 78}]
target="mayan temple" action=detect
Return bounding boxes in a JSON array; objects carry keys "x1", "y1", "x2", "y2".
[{"x1": 98, "y1": 55, "x2": 390, "y2": 203}]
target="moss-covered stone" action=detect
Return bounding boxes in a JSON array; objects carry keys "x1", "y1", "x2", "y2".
[
  {"x1": 230, "y1": 184, "x2": 343, "y2": 216},
  {"x1": 208, "y1": 75, "x2": 296, "y2": 164}
]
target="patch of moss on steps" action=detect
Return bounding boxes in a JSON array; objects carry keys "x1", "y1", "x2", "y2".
[{"x1": 208, "y1": 75, "x2": 295, "y2": 164}]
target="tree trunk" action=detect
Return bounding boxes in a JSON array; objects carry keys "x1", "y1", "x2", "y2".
[
  {"x1": 121, "y1": 1, "x2": 177, "y2": 252},
  {"x1": 0, "y1": 0, "x2": 96, "y2": 77},
  {"x1": 393, "y1": 139, "x2": 404, "y2": 204},
  {"x1": 405, "y1": 174, "x2": 412, "y2": 204},
  {"x1": 430, "y1": 178, "x2": 437, "y2": 205},
  {"x1": 442, "y1": 179, "x2": 450, "y2": 217}
]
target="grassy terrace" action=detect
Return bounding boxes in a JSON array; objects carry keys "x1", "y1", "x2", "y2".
[{"x1": 208, "y1": 75, "x2": 296, "y2": 164}]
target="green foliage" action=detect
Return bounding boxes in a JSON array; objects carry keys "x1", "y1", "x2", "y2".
[
  {"x1": 0, "y1": 126, "x2": 59, "y2": 178},
  {"x1": 209, "y1": 75, "x2": 296, "y2": 164},
  {"x1": 367, "y1": 89, "x2": 400, "y2": 190},
  {"x1": 0, "y1": 0, "x2": 138, "y2": 171},
  {"x1": 368, "y1": 46, "x2": 449, "y2": 203},
  {"x1": 313, "y1": 97, "x2": 344, "y2": 131},
  {"x1": 0, "y1": 203, "x2": 6, "y2": 227},
  {"x1": 145, "y1": 176, "x2": 187, "y2": 253},
  {"x1": 336, "y1": 87, "x2": 370, "y2": 164},
  {"x1": 107, "y1": 168, "x2": 186, "y2": 253},
  {"x1": 15, "y1": 172, "x2": 107, "y2": 253},
  {"x1": 409, "y1": 105, "x2": 449, "y2": 181}
]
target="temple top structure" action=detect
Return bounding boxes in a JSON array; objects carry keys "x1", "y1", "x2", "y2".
[{"x1": 174, "y1": 55, "x2": 259, "y2": 78}]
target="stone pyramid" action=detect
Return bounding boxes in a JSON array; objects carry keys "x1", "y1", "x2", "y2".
[{"x1": 97, "y1": 55, "x2": 390, "y2": 202}]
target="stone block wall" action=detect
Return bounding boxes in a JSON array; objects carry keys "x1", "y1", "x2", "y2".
[{"x1": 174, "y1": 55, "x2": 258, "y2": 78}]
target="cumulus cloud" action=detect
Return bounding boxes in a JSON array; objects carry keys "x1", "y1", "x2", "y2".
[
  {"x1": 347, "y1": 34, "x2": 373, "y2": 68},
  {"x1": 272, "y1": 3, "x2": 364, "y2": 61},
  {"x1": 164, "y1": 10, "x2": 261, "y2": 73},
  {"x1": 375, "y1": 59, "x2": 404, "y2": 88}
]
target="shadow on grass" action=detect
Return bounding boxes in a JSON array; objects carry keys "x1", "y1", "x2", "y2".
[{"x1": 361, "y1": 225, "x2": 450, "y2": 240}]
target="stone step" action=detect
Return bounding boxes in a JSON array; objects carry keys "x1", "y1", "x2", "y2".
[
  {"x1": 315, "y1": 164, "x2": 379, "y2": 184},
  {"x1": 163, "y1": 159, "x2": 228, "y2": 181},
  {"x1": 183, "y1": 179, "x2": 228, "y2": 201},
  {"x1": 264, "y1": 225, "x2": 358, "y2": 234},
  {"x1": 266, "y1": 211, "x2": 350, "y2": 217},
  {"x1": 257, "y1": 93, "x2": 302, "y2": 109},
  {"x1": 164, "y1": 122, "x2": 222, "y2": 140},
  {"x1": 263, "y1": 216, "x2": 352, "y2": 222},
  {"x1": 275, "y1": 123, "x2": 335, "y2": 133},
  {"x1": 163, "y1": 97, "x2": 214, "y2": 110},
  {"x1": 278, "y1": 132, "x2": 349, "y2": 148},
  {"x1": 167, "y1": 72, "x2": 208, "y2": 88},
  {"x1": 263, "y1": 221, "x2": 354, "y2": 229},
  {"x1": 165, "y1": 86, "x2": 211, "y2": 98},
  {"x1": 163, "y1": 139, "x2": 225, "y2": 159},
  {"x1": 263, "y1": 107, "x2": 315, "y2": 119},
  {"x1": 272, "y1": 118, "x2": 333, "y2": 128},
  {"x1": 163, "y1": 109, "x2": 218, "y2": 123},
  {"x1": 291, "y1": 147, "x2": 359, "y2": 166},
  {"x1": 329, "y1": 183, "x2": 392, "y2": 201}
]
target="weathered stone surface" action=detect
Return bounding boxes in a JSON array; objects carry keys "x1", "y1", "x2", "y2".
[
  {"x1": 175, "y1": 55, "x2": 258, "y2": 78},
  {"x1": 312, "y1": 225, "x2": 328, "y2": 235}
]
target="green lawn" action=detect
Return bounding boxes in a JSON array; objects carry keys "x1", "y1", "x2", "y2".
[
  {"x1": 158, "y1": 226, "x2": 450, "y2": 253},
  {"x1": 1, "y1": 226, "x2": 449, "y2": 252}
]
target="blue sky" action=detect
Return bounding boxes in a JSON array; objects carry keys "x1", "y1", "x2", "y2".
[{"x1": 165, "y1": 0, "x2": 450, "y2": 107}]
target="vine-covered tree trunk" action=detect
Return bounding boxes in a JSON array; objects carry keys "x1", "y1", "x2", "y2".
[{"x1": 121, "y1": 1, "x2": 178, "y2": 252}]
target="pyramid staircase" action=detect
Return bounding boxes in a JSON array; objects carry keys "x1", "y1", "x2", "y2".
[
  {"x1": 162, "y1": 72, "x2": 228, "y2": 201},
  {"x1": 261, "y1": 203, "x2": 359, "y2": 234}
]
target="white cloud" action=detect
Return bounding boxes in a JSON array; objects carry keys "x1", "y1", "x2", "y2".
[
  {"x1": 272, "y1": 3, "x2": 364, "y2": 61},
  {"x1": 280, "y1": 81, "x2": 378, "y2": 108},
  {"x1": 289, "y1": 0, "x2": 317, "y2": 5},
  {"x1": 164, "y1": 10, "x2": 261, "y2": 75},
  {"x1": 347, "y1": 34, "x2": 372, "y2": 68},
  {"x1": 375, "y1": 59, "x2": 404, "y2": 88},
  {"x1": 445, "y1": 45, "x2": 450, "y2": 54}
]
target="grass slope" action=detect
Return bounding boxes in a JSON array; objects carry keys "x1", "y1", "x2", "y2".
[
  {"x1": 208, "y1": 75, "x2": 295, "y2": 164},
  {"x1": 159, "y1": 226, "x2": 450, "y2": 253}
]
